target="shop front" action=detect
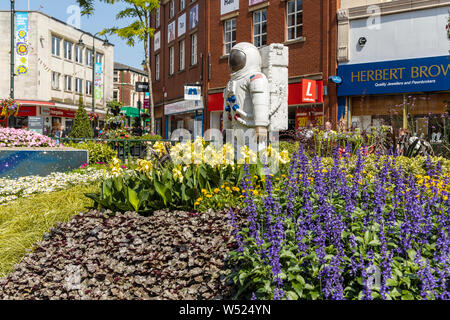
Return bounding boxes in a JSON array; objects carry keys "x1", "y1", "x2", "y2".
[
  {"x1": 41, "y1": 106, "x2": 77, "y2": 136},
  {"x1": 207, "y1": 79, "x2": 325, "y2": 134},
  {"x1": 165, "y1": 99, "x2": 204, "y2": 140},
  {"x1": 337, "y1": 55, "x2": 450, "y2": 139}
]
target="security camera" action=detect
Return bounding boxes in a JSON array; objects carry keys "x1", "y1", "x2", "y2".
[{"x1": 358, "y1": 37, "x2": 367, "y2": 46}]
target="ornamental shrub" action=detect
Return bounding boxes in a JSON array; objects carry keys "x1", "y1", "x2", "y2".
[
  {"x1": 70, "y1": 98, "x2": 93, "y2": 139},
  {"x1": 67, "y1": 141, "x2": 116, "y2": 164}
]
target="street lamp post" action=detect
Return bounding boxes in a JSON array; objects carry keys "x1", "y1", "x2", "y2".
[
  {"x1": 10, "y1": 0, "x2": 15, "y2": 100},
  {"x1": 79, "y1": 32, "x2": 109, "y2": 114}
]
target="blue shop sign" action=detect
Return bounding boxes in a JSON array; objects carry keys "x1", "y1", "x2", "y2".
[{"x1": 337, "y1": 55, "x2": 450, "y2": 97}]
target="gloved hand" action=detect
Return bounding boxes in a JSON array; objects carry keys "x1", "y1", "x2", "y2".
[{"x1": 255, "y1": 126, "x2": 267, "y2": 140}]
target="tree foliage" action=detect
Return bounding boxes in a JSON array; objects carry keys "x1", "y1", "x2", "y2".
[
  {"x1": 70, "y1": 97, "x2": 94, "y2": 139},
  {"x1": 76, "y1": 0, "x2": 159, "y2": 134}
]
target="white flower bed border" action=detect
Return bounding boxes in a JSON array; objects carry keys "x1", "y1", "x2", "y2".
[{"x1": 0, "y1": 168, "x2": 112, "y2": 205}]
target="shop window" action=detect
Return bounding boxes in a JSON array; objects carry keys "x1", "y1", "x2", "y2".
[
  {"x1": 286, "y1": 0, "x2": 303, "y2": 41},
  {"x1": 224, "y1": 18, "x2": 236, "y2": 55},
  {"x1": 51, "y1": 35, "x2": 61, "y2": 56},
  {"x1": 253, "y1": 9, "x2": 267, "y2": 48},
  {"x1": 191, "y1": 33, "x2": 197, "y2": 65},
  {"x1": 64, "y1": 40, "x2": 73, "y2": 60}
]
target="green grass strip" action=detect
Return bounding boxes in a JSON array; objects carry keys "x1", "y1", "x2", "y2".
[{"x1": 0, "y1": 183, "x2": 99, "y2": 277}]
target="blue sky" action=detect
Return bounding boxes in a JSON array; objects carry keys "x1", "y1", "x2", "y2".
[{"x1": 1, "y1": 0, "x2": 145, "y2": 69}]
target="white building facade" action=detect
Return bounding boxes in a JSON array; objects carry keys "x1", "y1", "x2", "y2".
[{"x1": 0, "y1": 10, "x2": 114, "y2": 135}]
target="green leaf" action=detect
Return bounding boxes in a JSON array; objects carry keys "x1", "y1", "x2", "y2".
[
  {"x1": 127, "y1": 187, "x2": 140, "y2": 211},
  {"x1": 386, "y1": 278, "x2": 398, "y2": 287},
  {"x1": 285, "y1": 291, "x2": 299, "y2": 300},
  {"x1": 401, "y1": 291, "x2": 414, "y2": 300}
]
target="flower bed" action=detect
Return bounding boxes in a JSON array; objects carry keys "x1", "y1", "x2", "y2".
[
  {"x1": 0, "y1": 209, "x2": 242, "y2": 300},
  {"x1": 0, "y1": 167, "x2": 111, "y2": 205},
  {"x1": 0, "y1": 128, "x2": 58, "y2": 148},
  {"x1": 228, "y1": 148, "x2": 449, "y2": 300}
]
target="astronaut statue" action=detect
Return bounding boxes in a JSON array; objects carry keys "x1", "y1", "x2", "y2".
[{"x1": 223, "y1": 42, "x2": 288, "y2": 159}]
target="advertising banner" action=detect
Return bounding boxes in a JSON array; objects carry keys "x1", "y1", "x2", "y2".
[
  {"x1": 184, "y1": 85, "x2": 202, "y2": 101},
  {"x1": 178, "y1": 13, "x2": 186, "y2": 36},
  {"x1": 94, "y1": 62, "x2": 103, "y2": 101},
  {"x1": 221, "y1": 0, "x2": 239, "y2": 15},
  {"x1": 168, "y1": 21, "x2": 176, "y2": 43},
  {"x1": 337, "y1": 55, "x2": 450, "y2": 96},
  {"x1": 190, "y1": 4, "x2": 199, "y2": 29},
  {"x1": 144, "y1": 92, "x2": 150, "y2": 109},
  {"x1": 15, "y1": 12, "x2": 29, "y2": 75},
  {"x1": 154, "y1": 31, "x2": 160, "y2": 51}
]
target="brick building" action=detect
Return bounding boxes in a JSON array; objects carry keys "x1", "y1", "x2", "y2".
[
  {"x1": 151, "y1": 0, "x2": 207, "y2": 139},
  {"x1": 150, "y1": 0, "x2": 339, "y2": 139},
  {"x1": 113, "y1": 62, "x2": 151, "y2": 130}
]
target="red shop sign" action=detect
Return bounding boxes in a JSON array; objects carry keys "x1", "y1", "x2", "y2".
[
  {"x1": 50, "y1": 108, "x2": 77, "y2": 118},
  {"x1": 17, "y1": 106, "x2": 37, "y2": 117},
  {"x1": 301, "y1": 79, "x2": 317, "y2": 103}
]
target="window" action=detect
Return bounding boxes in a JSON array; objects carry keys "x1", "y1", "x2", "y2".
[
  {"x1": 156, "y1": 7, "x2": 160, "y2": 28},
  {"x1": 65, "y1": 75, "x2": 72, "y2": 91},
  {"x1": 155, "y1": 54, "x2": 160, "y2": 81},
  {"x1": 191, "y1": 33, "x2": 197, "y2": 65},
  {"x1": 224, "y1": 18, "x2": 236, "y2": 55},
  {"x1": 169, "y1": 46, "x2": 174, "y2": 75},
  {"x1": 169, "y1": 0, "x2": 175, "y2": 19},
  {"x1": 86, "y1": 80, "x2": 92, "y2": 95},
  {"x1": 287, "y1": 0, "x2": 303, "y2": 40},
  {"x1": 253, "y1": 9, "x2": 267, "y2": 48},
  {"x1": 113, "y1": 90, "x2": 118, "y2": 101},
  {"x1": 114, "y1": 71, "x2": 119, "y2": 82},
  {"x1": 75, "y1": 45, "x2": 83, "y2": 63},
  {"x1": 51, "y1": 36, "x2": 61, "y2": 56},
  {"x1": 75, "y1": 78, "x2": 83, "y2": 93},
  {"x1": 180, "y1": 0, "x2": 185, "y2": 11},
  {"x1": 96, "y1": 53, "x2": 103, "y2": 64},
  {"x1": 179, "y1": 39, "x2": 185, "y2": 70},
  {"x1": 51, "y1": 72, "x2": 60, "y2": 90},
  {"x1": 86, "y1": 49, "x2": 93, "y2": 66},
  {"x1": 64, "y1": 41, "x2": 73, "y2": 60}
]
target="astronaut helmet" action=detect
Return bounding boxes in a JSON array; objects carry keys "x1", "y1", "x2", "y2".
[{"x1": 228, "y1": 42, "x2": 262, "y2": 80}]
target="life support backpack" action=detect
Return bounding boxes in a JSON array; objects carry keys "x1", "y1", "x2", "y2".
[{"x1": 259, "y1": 44, "x2": 289, "y2": 132}]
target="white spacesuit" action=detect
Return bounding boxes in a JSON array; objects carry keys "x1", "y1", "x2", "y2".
[{"x1": 223, "y1": 42, "x2": 270, "y2": 152}]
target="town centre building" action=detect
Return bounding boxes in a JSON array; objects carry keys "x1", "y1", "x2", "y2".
[{"x1": 336, "y1": 1, "x2": 450, "y2": 139}]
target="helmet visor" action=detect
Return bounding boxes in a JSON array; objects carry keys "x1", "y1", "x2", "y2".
[{"x1": 229, "y1": 49, "x2": 246, "y2": 72}]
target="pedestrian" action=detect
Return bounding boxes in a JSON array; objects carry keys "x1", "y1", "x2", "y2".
[{"x1": 54, "y1": 123, "x2": 63, "y2": 145}]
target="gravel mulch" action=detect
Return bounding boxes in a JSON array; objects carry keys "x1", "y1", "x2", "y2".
[{"x1": 0, "y1": 209, "x2": 244, "y2": 300}]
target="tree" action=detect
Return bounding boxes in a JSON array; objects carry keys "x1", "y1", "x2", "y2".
[
  {"x1": 77, "y1": 0, "x2": 159, "y2": 135},
  {"x1": 70, "y1": 97, "x2": 94, "y2": 138}
]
